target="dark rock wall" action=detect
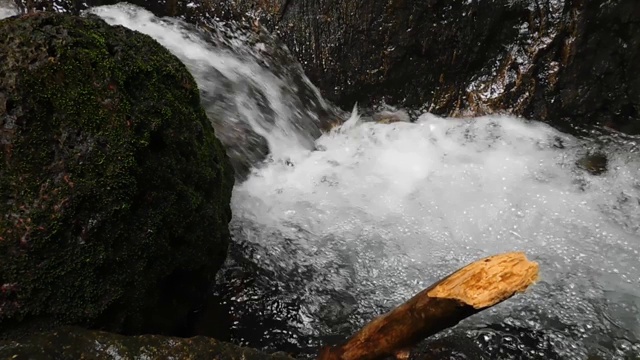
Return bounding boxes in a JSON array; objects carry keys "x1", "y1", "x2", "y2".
[
  {"x1": 535, "y1": 1, "x2": 640, "y2": 135},
  {"x1": 238, "y1": 0, "x2": 527, "y2": 110},
  {"x1": 234, "y1": 0, "x2": 640, "y2": 134}
]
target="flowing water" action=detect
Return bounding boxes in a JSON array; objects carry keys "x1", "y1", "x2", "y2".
[
  {"x1": 225, "y1": 113, "x2": 640, "y2": 359},
  {"x1": 88, "y1": 3, "x2": 340, "y2": 179},
  {"x1": 3, "y1": 4, "x2": 640, "y2": 359},
  {"x1": 0, "y1": 1, "x2": 16, "y2": 19}
]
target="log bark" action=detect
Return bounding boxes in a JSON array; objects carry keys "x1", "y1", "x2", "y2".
[{"x1": 317, "y1": 252, "x2": 539, "y2": 360}]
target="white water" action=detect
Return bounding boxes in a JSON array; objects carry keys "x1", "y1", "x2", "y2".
[
  {"x1": 88, "y1": 4, "x2": 314, "y2": 155},
  {"x1": 0, "y1": 1, "x2": 17, "y2": 19},
  {"x1": 87, "y1": 4, "x2": 336, "y2": 176},
  {"x1": 3, "y1": 4, "x2": 640, "y2": 359},
  {"x1": 232, "y1": 112, "x2": 640, "y2": 358}
]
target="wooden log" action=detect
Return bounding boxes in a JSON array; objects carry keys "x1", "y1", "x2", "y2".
[{"x1": 317, "y1": 252, "x2": 539, "y2": 360}]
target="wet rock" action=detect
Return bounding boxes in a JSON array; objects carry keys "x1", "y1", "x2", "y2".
[
  {"x1": 0, "y1": 326, "x2": 294, "y2": 359},
  {"x1": 576, "y1": 152, "x2": 608, "y2": 176},
  {"x1": 461, "y1": 0, "x2": 640, "y2": 136},
  {"x1": 373, "y1": 109, "x2": 410, "y2": 124},
  {"x1": 232, "y1": 0, "x2": 640, "y2": 135},
  {"x1": 236, "y1": 0, "x2": 529, "y2": 113},
  {"x1": 0, "y1": 12, "x2": 234, "y2": 336}
]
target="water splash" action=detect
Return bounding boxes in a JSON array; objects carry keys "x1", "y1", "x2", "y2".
[{"x1": 227, "y1": 113, "x2": 640, "y2": 358}]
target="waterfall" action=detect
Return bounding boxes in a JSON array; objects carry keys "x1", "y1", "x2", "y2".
[{"x1": 88, "y1": 3, "x2": 342, "y2": 179}]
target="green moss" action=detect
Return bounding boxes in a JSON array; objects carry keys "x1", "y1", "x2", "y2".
[{"x1": 0, "y1": 12, "x2": 234, "y2": 336}]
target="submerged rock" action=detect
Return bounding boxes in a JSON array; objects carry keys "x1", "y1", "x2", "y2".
[
  {"x1": 576, "y1": 152, "x2": 608, "y2": 176},
  {"x1": 0, "y1": 326, "x2": 294, "y2": 359},
  {"x1": 0, "y1": 12, "x2": 234, "y2": 336}
]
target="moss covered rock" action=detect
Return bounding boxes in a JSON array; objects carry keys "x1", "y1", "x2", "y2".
[
  {"x1": 0, "y1": 12, "x2": 234, "y2": 336},
  {"x1": 0, "y1": 326, "x2": 294, "y2": 359}
]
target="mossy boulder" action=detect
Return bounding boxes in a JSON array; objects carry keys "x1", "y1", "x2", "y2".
[
  {"x1": 0, "y1": 326, "x2": 294, "y2": 359},
  {"x1": 0, "y1": 12, "x2": 234, "y2": 336}
]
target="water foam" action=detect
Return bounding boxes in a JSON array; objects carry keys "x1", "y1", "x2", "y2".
[
  {"x1": 0, "y1": 2, "x2": 18, "y2": 19},
  {"x1": 231, "y1": 113, "x2": 640, "y2": 358}
]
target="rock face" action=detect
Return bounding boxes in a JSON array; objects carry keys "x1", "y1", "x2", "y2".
[
  {"x1": 0, "y1": 12, "x2": 234, "y2": 336},
  {"x1": 234, "y1": 0, "x2": 640, "y2": 134},
  {"x1": 0, "y1": 326, "x2": 294, "y2": 359}
]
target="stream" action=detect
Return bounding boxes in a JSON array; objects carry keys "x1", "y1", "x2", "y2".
[{"x1": 3, "y1": 3, "x2": 639, "y2": 359}]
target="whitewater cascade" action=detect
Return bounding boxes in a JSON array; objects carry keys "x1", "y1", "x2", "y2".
[
  {"x1": 0, "y1": 2, "x2": 16, "y2": 19},
  {"x1": 88, "y1": 3, "x2": 340, "y2": 178},
  {"x1": 2, "y1": 4, "x2": 639, "y2": 359}
]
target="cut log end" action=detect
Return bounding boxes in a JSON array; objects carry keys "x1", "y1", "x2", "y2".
[{"x1": 427, "y1": 252, "x2": 539, "y2": 309}]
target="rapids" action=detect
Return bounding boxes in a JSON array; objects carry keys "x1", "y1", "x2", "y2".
[
  {"x1": 2, "y1": 4, "x2": 639, "y2": 359},
  {"x1": 228, "y1": 112, "x2": 640, "y2": 359}
]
